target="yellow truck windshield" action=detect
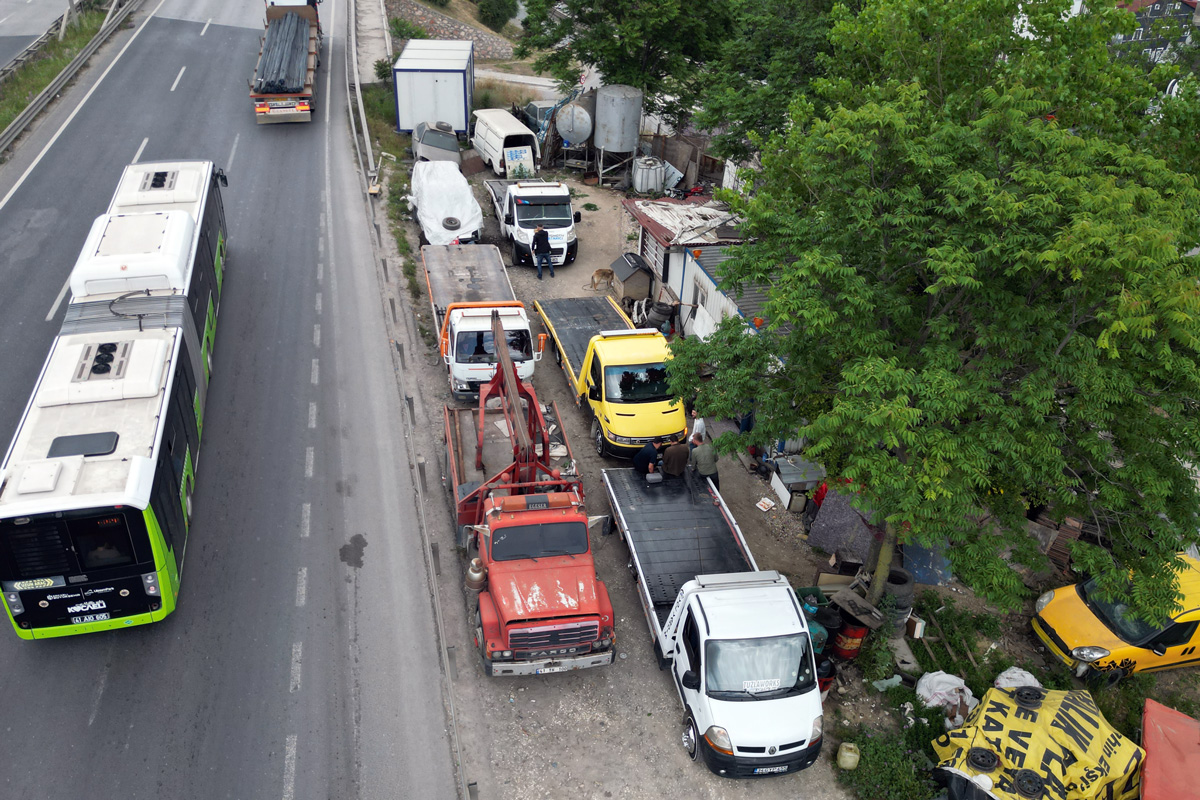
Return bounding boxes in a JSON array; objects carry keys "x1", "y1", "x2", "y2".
[{"x1": 603, "y1": 363, "x2": 671, "y2": 403}]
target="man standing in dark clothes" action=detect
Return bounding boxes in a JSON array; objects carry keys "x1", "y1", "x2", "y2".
[
  {"x1": 532, "y1": 224, "x2": 553, "y2": 279},
  {"x1": 689, "y1": 434, "x2": 719, "y2": 490},
  {"x1": 802, "y1": 481, "x2": 828, "y2": 530},
  {"x1": 633, "y1": 441, "x2": 659, "y2": 475},
  {"x1": 661, "y1": 438, "x2": 689, "y2": 477}
]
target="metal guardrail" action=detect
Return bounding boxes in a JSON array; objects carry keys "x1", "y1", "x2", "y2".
[{"x1": 0, "y1": 0, "x2": 141, "y2": 157}]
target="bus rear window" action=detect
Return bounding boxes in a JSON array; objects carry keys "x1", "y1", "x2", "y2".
[{"x1": 69, "y1": 515, "x2": 137, "y2": 570}]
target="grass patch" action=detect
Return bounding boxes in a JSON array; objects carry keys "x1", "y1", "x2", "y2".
[
  {"x1": 835, "y1": 723, "x2": 939, "y2": 800},
  {"x1": 360, "y1": 83, "x2": 410, "y2": 158},
  {"x1": 389, "y1": 17, "x2": 428, "y2": 41},
  {"x1": 582, "y1": 202, "x2": 599, "y2": 211},
  {"x1": 474, "y1": 78, "x2": 534, "y2": 112},
  {"x1": 0, "y1": 10, "x2": 106, "y2": 134}
]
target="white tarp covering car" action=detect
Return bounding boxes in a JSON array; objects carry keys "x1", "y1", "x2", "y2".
[{"x1": 410, "y1": 161, "x2": 483, "y2": 246}]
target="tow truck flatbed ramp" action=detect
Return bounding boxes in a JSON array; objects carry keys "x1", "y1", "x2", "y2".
[
  {"x1": 603, "y1": 469, "x2": 753, "y2": 625},
  {"x1": 535, "y1": 296, "x2": 629, "y2": 375}
]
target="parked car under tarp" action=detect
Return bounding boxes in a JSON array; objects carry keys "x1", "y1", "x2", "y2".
[
  {"x1": 931, "y1": 687, "x2": 1144, "y2": 800},
  {"x1": 410, "y1": 161, "x2": 483, "y2": 246}
]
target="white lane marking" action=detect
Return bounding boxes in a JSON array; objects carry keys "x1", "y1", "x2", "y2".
[
  {"x1": 290, "y1": 641, "x2": 303, "y2": 690},
  {"x1": 45, "y1": 276, "x2": 71, "y2": 321},
  {"x1": 318, "y1": 237, "x2": 325, "y2": 256},
  {"x1": 315, "y1": 293, "x2": 322, "y2": 314},
  {"x1": 131, "y1": 137, "x2": 149, "y2": 164},
  {"x1": 317, "y1": 262, "x2": 323, "y2": 282},
  {"x1": 311, "y1": 359, "x2": 319, "y2": 384},
  {"x1": 295, "y1": 569, "x2": 307, "y2": 608},
  {"x1": 226, "y1": 132, "x2": 240, "y2": 172},
  {"x1": 308, "y1": 402, "x2": 317, "y2": 429},
  {"x1": 170, "y1": 66, "x2": 186, "y2": 92},
  {"x1": 0, "y1": 0, "x2": 169, "y2": 215},
  {"x1": 200, "y1": 18, "x2": 211, "y2": 36},
  {"x1": 300, "y1": 502, "x2": 311, "y2": 538},
  {"x1": 0, "y1": 16, "x2": 11, "y2": 26},
  {"x1": 313, "y1": 324, "x2": 321, "y2": 348},
  {"x1": 305, "y1": 447, "x2": 314, "y2": 478},
  {"x1": 282, "y1": 734, "x2": 297, "y2": 800}
]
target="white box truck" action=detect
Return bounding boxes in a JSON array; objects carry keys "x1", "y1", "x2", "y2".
[{"x1": 392, "y1": 40, "x2": 474, "y2": 134}]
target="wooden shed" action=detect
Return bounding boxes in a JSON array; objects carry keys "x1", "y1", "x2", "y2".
[{"x1": 610, "y1": 252, "x2": 653, "y2": 302}]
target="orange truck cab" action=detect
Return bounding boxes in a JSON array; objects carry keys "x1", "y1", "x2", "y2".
[{"x1": 1032, "y1": 552, "x2": 1200, "y2": 688}]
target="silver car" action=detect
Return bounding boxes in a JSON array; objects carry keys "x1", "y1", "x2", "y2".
[{"x1": 412, "y1": 121, "x2": 462, "y2": 165}]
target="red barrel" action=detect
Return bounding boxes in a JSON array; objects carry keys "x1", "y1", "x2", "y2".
[
  {"x1": 817, "y1": 657, "x2": 835, "y2": 692},
  {"x1": 831, "y1": 622, "x2": 868, "y2": 660}
]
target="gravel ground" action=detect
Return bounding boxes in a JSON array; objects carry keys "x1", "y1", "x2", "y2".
[{"x1": 386, "y1": 165, "x2": 855, "y2": 799}]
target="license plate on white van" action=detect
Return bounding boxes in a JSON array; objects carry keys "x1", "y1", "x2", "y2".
[{"x1": 754, "y1": 765, "x2": 788, "y2": 775}]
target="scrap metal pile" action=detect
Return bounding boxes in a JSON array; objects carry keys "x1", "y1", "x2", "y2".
[{"x1": 254, "y1": 12, "x2": 310, "y2": 94}]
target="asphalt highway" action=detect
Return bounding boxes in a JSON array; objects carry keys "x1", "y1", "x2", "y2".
[
  {"x1": 0, "y1": 0, "x2": 74, "y2": 70},
  {"x1": 0, "y1": 2, "x2": 456, "y2": 798}
]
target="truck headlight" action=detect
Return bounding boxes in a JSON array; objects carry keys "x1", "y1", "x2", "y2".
[
  {"x1": 1035, "y1": 590, "x2": 1055, "y2": 613},
  {"x1": 810, "y1": 714, "x2": 823, "y2": 742},
  {"x1": 703, "y1": 726, "x2": 733, "y2": 755},
  {"x1": 1071, "y1": 646, "x2": 1110, "y2": 663},
  {"x1": 567, "y1": 230, "x2": 577, "y2": 243},
  {"x1": 609, "y1": 434, "x2": 635, "y2": 445}
]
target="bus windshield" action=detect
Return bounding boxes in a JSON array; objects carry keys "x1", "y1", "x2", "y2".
[
  {"x1": 0, "y1": 508, "x2": 152, "y2": 582},
  {"x1": 455, "y1": 328, "x2": 533, "y2": 364},
  {"x1": 604, "y1": 363, "x2": 672, "y2": 403},
  {"x1": 515, "y1": 202, "x2": 572, "y2": 230},
  {"x1": 491, "y1": 521, "x2": 589, "y2": 561}
]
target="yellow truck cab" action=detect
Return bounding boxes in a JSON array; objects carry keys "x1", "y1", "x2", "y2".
[
  {"x1": 535, "y1": 297, "x2": 686, "y2": 458},
  {"x1": 1032, "y1": 552, "x2": 1200, "y2": 688}
]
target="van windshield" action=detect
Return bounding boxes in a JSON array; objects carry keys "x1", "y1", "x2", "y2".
[
  {"x1": 706, "y1": 634, "x2": 816, "y2": 700},
  {"x1": 515, "y1": 202, "x2": 572, "y2": 230},
  {"x1": 603, "y1": 363, "x2": 672, "y2": 403}
]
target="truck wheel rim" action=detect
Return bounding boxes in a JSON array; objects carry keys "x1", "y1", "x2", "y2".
[{"x1": 682, "y1": 719, "x2": 698, "y2": 758}]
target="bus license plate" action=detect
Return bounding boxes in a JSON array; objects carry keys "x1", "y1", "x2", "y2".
[
  {"x1": 536, "y1": 665, "x2": 565, "y2": 674},
  {"x1": 70, "y1": 613, "x2": 110, "y2": 624},
  {"x1": 754, "y1": 765, "x2": 788, "y2": 775}
]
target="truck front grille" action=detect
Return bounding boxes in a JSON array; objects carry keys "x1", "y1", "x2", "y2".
[{"x1": 509, "y1": 621, "x2": 599, "y2": 650}]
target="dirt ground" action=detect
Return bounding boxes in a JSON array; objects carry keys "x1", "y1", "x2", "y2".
[{"x1": 380, "y1": 166, "x2": 859, "y2": 799}]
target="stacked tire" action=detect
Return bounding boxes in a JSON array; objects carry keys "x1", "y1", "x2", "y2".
[{"x1": 884, "y1": 567, "x2": 915, "y2": 633}]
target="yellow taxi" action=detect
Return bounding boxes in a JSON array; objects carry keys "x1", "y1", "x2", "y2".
[{"x1": 1031, "y1": 553, "x2": 1200, "y2": 688}]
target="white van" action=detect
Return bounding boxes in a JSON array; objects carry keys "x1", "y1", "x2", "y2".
[{"x1": 472, "y1": 109, "x2": 540, "y2": 177}]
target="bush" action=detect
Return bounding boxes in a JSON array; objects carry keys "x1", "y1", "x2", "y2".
[
  {"x1": 374, "y1": 57, "x2": 392, "y2": 85},
  {"x1": 836, "y1": 724, "x2": 939, "y2": 800},
  {"x1": 426, "y1": 0, "x2": 450, "y2": 6},
  {"x1": 389, "y1": 17, "x2": 428, "y2": 41},
  {"x1": 478, "y1": 0, "x2": 517, "y2": 31}
]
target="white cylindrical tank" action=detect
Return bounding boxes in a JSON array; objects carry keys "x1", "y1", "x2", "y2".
[
  {"x1": 632, "y1": 157, "x2": 665, "y2": 193},
  {"x1": 556, "y1": 90, "x2": 596, "y2": 145},
  {"x1": 594, "y1": 85, "x2": 642, "y2": 152}
]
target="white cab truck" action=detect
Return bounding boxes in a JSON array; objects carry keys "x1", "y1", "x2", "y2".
[
  {"x1": 602, "y1": 468, "x2": 824, "y2": 778},
  {"x1": 422, "y1": 244, "x2": 541, "y2": 402},
  {"x1": 485, "y1": 180, "x2": 580, "y2": 268}
]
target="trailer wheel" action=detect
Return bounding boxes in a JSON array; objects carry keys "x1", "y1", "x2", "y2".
[
  {"x1": 682, "y1": 713, "x2": 700, "y2": 761},
  {"x1": 591, "y1": 418, "x2": 607, "y2": 458}
]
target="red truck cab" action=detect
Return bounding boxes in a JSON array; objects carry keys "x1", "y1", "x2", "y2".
[{"x1": 470, "y1": 492, "x2": 615, "y2": 675}]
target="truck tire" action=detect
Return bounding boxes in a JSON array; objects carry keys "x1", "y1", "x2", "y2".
[
  {"x1": 511, "y1": 239, "x2": 522, "y2": 267},
  {"x1": 884, "y1": 567, "x2": 915, "y2": 605},
  {"x1": 591, "y1": 418, "x2": 608, "y2": 458},
  {"x1": 682, "y1": 713, "x2": 700, "y2": 761}
]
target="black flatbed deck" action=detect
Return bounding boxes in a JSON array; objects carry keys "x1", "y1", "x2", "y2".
[
  {"x1": 603, "y1": 469, "x2": 753, "y2": 625},
  {"x1": 534, "y1": 296, "x2": 630, "y2": 377},
  {"x1": 423, "y1": 245, "x2": 514, "y2": 316}
]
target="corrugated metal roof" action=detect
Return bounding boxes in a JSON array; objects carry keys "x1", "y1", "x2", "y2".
[{"x1": 622, "y1": 198, "x2": 745, "y2": 248}]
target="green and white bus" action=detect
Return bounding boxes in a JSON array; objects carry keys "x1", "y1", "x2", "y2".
[{"x1": 0, "y1": 160, "x2": 228, "y2": 639}]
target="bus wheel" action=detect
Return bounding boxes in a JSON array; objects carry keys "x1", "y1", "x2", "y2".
[{"x1": 591, "y1": 418, "x2": 607, "y2": 457}]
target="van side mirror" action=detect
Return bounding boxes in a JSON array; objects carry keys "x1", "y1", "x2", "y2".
[
  {"x1": 588, "y1": 384, "x2": 601, "y2": 402},
  {"x1": 573, "y1": 211, "x2": 582, "y2": 223},
  {"x1": 504, "y1": 213, "x2": 514, "y2": 226},
  {"x1": 682, "y1": 670, "x2": 700, "y2": 691}
]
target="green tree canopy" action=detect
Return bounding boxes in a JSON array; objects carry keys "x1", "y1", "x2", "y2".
[
  {"x1": 516, "y1": 0, "x2": 731, "y2": 123},
  {"x1": 668, "y1": 0, "x2": 1200, "y2": 621},
  {"x1": 694, "y1": 0, "x2": 838, "y2": 163}
]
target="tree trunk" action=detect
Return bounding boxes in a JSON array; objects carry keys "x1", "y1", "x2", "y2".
[{"x1": 867, "y1": 521, "x2": 898, "y2": 606}]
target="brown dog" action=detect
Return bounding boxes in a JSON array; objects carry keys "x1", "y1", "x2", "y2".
[{"x1": 590, "y1": 268, "x2": 615, "y2": 291}]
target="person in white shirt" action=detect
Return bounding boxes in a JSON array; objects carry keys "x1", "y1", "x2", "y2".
[{"x1": 689, "y1": 408, "x2": 706, "y2": 450}]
